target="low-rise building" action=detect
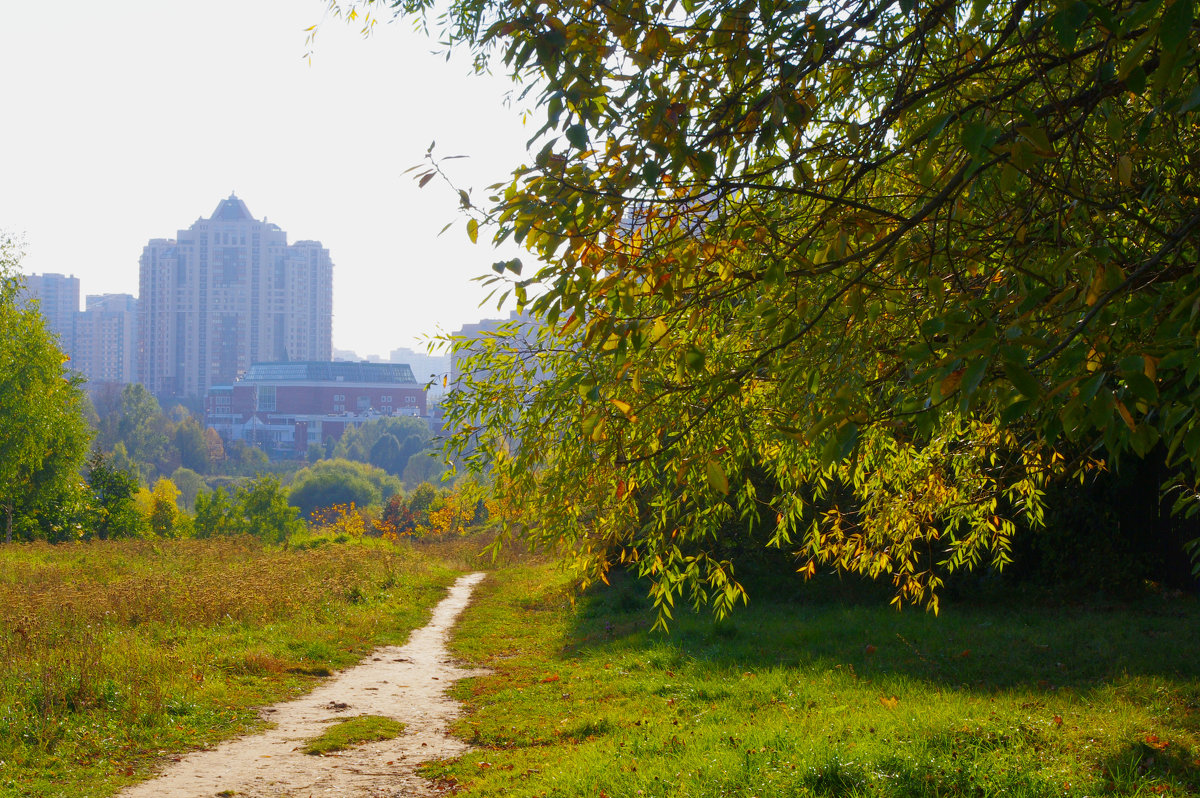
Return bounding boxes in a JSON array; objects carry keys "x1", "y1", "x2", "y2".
[{"x1": 205, "y1": 361, "x2": 426, "y2": 458}]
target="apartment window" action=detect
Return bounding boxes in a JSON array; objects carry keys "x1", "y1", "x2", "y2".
[{"x1": 356, "y1": 396, "x2": 370, "y2": 411}]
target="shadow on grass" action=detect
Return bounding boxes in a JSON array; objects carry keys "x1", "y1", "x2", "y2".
[
  {"x1": 1097, "y1": 737, "x2": 1200, "y2": 794},
  {"x1": 563, "y1": 567, "x2": 1200, "y2": 693}
]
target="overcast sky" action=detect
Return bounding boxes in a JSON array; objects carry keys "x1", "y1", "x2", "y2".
[{"x1": 0, "y1": 1, "x2": 532, "y2": 358}]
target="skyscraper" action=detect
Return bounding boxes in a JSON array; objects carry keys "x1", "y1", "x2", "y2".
[
  {"x1": 75, "y1": 293, "x2": 138, "y2": 386},
  {"x1": 138, "y1": 195, "x2": 333, "y2": 399},
  {"x1": 20, "y1": 272, "x2": 80, "y2": 354}
]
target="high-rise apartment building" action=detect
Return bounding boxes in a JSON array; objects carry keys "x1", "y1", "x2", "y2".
[
  {"x1": 20, "y1": 272, "x2": 80, "y2": 353},
  {"x1": 138, "y1": 195, "x2": 333, "y2": 399},
  {"x1": 74, "y1": 294, "x2": 138, "y2": 386}
]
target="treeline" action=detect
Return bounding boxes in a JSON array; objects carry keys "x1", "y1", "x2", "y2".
[{"x1": 1, "y1": 237, "x2": 479, "y2": 545}]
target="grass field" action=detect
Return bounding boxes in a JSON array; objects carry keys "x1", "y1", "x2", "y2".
[
  {"x1": 0, "y1": 535, "x2": 464, "y2": 797},
  {"x1": 431, "y1": 562, "x2": 1200, "y2": 797}
]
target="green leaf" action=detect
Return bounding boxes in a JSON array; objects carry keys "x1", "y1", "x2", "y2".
[
  {"x1": 643, "y1": 160, "x2": 661, "y2": 185},
  {"x1": 1053, "y1": 2, "x2": 1090, "y2": 49},
  {"x1": 1000, "y1": 399, "x2": 1032, "y2": 425},
  {"x1": 706, "y1": 459, "x2": 730, "y2": 495},
  {"x1": 566, "y1": 124, "x2": 588, "y2": 149},
  {"x1": 1180, "y1": 84, "x2": 1200, "y2": 113},
  {"x1": 1129, "y1": 424, "x2": 1160, "y2": 457},
  {"x1": 1124, "y1": 372, "x2": 1159, "y2": 403},
  {"x1": 1160, "y1": 0, "x2": 1193, "y2": 52},
  {"x1": 961, "y1": 357, "x2": 990, "y2": 396},
  {"x1": 821, "y1": 422, "x2": 858, "y2": 466},
  {"x1": 1118, "y1": 354, "x2": 1145, "y2": 374},
  {"x1": 1003, "y1": 362, "x2": 1041, "y2": 399}
]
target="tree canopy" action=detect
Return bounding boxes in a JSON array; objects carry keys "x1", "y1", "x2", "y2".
[
  {"x1": 336, "y1": 0, "x2": 1200, "y2": 617},
  {"x1": 0, "y1": 238, "x2": 92, "y2": 543},
  {"x1": 288, "y1": 458, "x2": 403, "y2": 519}
]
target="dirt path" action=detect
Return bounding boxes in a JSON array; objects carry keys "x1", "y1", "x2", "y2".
[{"x1": 120, "y1": 572, "x2": 488, "y2": 798}]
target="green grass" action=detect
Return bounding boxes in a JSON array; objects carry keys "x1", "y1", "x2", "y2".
[
  {"x1": 429, "y1": 562, "x2": 1200, "y2": 797},
  {"x1": 0, "y1": 535, "x2": 464, "y2": 797},
  {"x1": 301, "y1": 714, "x2": 406, "y2": 755}
]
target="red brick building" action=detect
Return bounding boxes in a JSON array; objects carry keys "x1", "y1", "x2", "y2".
[{"x1": 205, "y1": 361, "x2": 427, "y2": 458}]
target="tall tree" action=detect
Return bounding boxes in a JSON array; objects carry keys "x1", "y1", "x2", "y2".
[
  {"x1": 336, "y1": 0, "x2": 1200, "y2": 614},
  {"x1": 0, "y1": 238, "x2": 92, "y2": 542},
  {"x1": 369, "y1": 432, "x2": 407, "y2": 475},
  {"x1": 237, "y1": 476, "x2": 303, "y2": 544},
  {"x1": 84, "y1": 450, "x2": 144, "y2": 540}
]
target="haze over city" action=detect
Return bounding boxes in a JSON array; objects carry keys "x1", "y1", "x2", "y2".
[{"x1": 0, "y1": 0, "x2": 531, "y2": 358}]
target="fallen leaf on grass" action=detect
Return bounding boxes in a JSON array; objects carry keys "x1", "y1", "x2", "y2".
[
  {"x1": 541, "y1": 674, "x2": 560, "y2": 683},
  {"x1": 879, "y1": 696, "x2": 899, "y2": 709},
  {"x1": 1144, "y1": 734, "x2": 1169, "y2": 750}
]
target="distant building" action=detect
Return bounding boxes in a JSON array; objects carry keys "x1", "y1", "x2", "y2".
[
  {"x1": 20, "y1": 272, "x2": 80, "y2": 353},
  {"x1": 450, "y1": 311, "x2": 540, "y2": 388},
  {"x1": 74, "y1": 294, "x2": 138, "y2": 385},
  {"x1": 139, "y1": 194, "x2": 333, "y2": 399},
  {"x1": 205, "y1": 360, "x2": 426, "y2": 459},
  {"x1": 389, "y1": 346, "x2": 450, "y2": 397}
]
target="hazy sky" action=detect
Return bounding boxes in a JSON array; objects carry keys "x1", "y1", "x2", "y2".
[{"x1": 0, "y1": 1, "x2": 532, "y2": 357}]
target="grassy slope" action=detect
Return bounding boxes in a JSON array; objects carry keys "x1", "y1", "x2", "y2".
[
  {"x1": 0, "y1": 536, "x2": 462, "y2": 798},
  {"x1": 432, "y1": 562, "x2": 1200, "y2": 797}
]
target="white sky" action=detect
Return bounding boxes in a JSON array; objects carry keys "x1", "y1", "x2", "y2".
[{"x1": 0, "y1": 1, "x2": 532, "y2": 358}]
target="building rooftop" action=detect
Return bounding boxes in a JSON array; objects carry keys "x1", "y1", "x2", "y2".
[
  {"x1": 242, "y1": 361, "x2": 418, "y2": 384},
  {"x1": 210, "y1": 193, "x2": 255, "y2": 222}
]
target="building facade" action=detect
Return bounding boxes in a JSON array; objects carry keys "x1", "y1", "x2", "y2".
[
  {"x1": 74, "y1": 293, "x2": 138, "y2": 385},
  {"x1": 138, "y1": 195, "x2": 333, "y2": 399},
  {"x1": 205, "y1": 361, "x2": 427, "y2": 459},
  {"x1": 20, "y1": 272, "x2": 80, "y2": 354}
]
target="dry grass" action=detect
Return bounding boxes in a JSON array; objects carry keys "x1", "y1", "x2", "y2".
[{"x1": 0, "y1": 536, "x2": 458, "y2": 797}]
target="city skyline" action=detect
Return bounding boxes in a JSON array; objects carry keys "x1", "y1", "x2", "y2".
[
  {"x1": 139, "y1": 194, "x2": 333, "y2": 399},
  {"x1": 0, "y1": 1, "x2": 533, "y2": 359}
]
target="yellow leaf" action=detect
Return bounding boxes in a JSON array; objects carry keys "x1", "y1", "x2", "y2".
[
  {"x1": 1085, "y1": 266, "x2": 1106, "y2": 306},
  {"x1": 1115, "y1": 399, "x2": 1136, "y2": 431},
  {"x1": 610, "y1": 399, "x2": 636, "y2": 422},
  {"x1": 879, "y1": 695, "x2": 899, "y2": 709}
]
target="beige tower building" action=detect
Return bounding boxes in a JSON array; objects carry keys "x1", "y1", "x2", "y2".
[
  {"x1": 138, "y1": 195, "x2": 333, "y2": 399},
  {"x1": 75, "y1": 293, "x2": 138, "y2": 385}
]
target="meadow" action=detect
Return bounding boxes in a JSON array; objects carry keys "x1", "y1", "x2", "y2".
[
  {"x1": 4, "y1": 534, "x2": 1198, "y2": 798},
  {"x1": 432, "y1": 563, "x2": 1200, "y2": 797},
  {"x1": 0, "y1": 535, "x2": 463, "y2": 797}
]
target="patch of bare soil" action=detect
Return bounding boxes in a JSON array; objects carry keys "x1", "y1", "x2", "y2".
[{"x1": 120, "y1": 572, "x2": 488, "y2": 798}]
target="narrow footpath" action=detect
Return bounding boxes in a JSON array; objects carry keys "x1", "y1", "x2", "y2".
[{"x1": 120, "y1": 571, "x2": 488, "y2": 798}]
